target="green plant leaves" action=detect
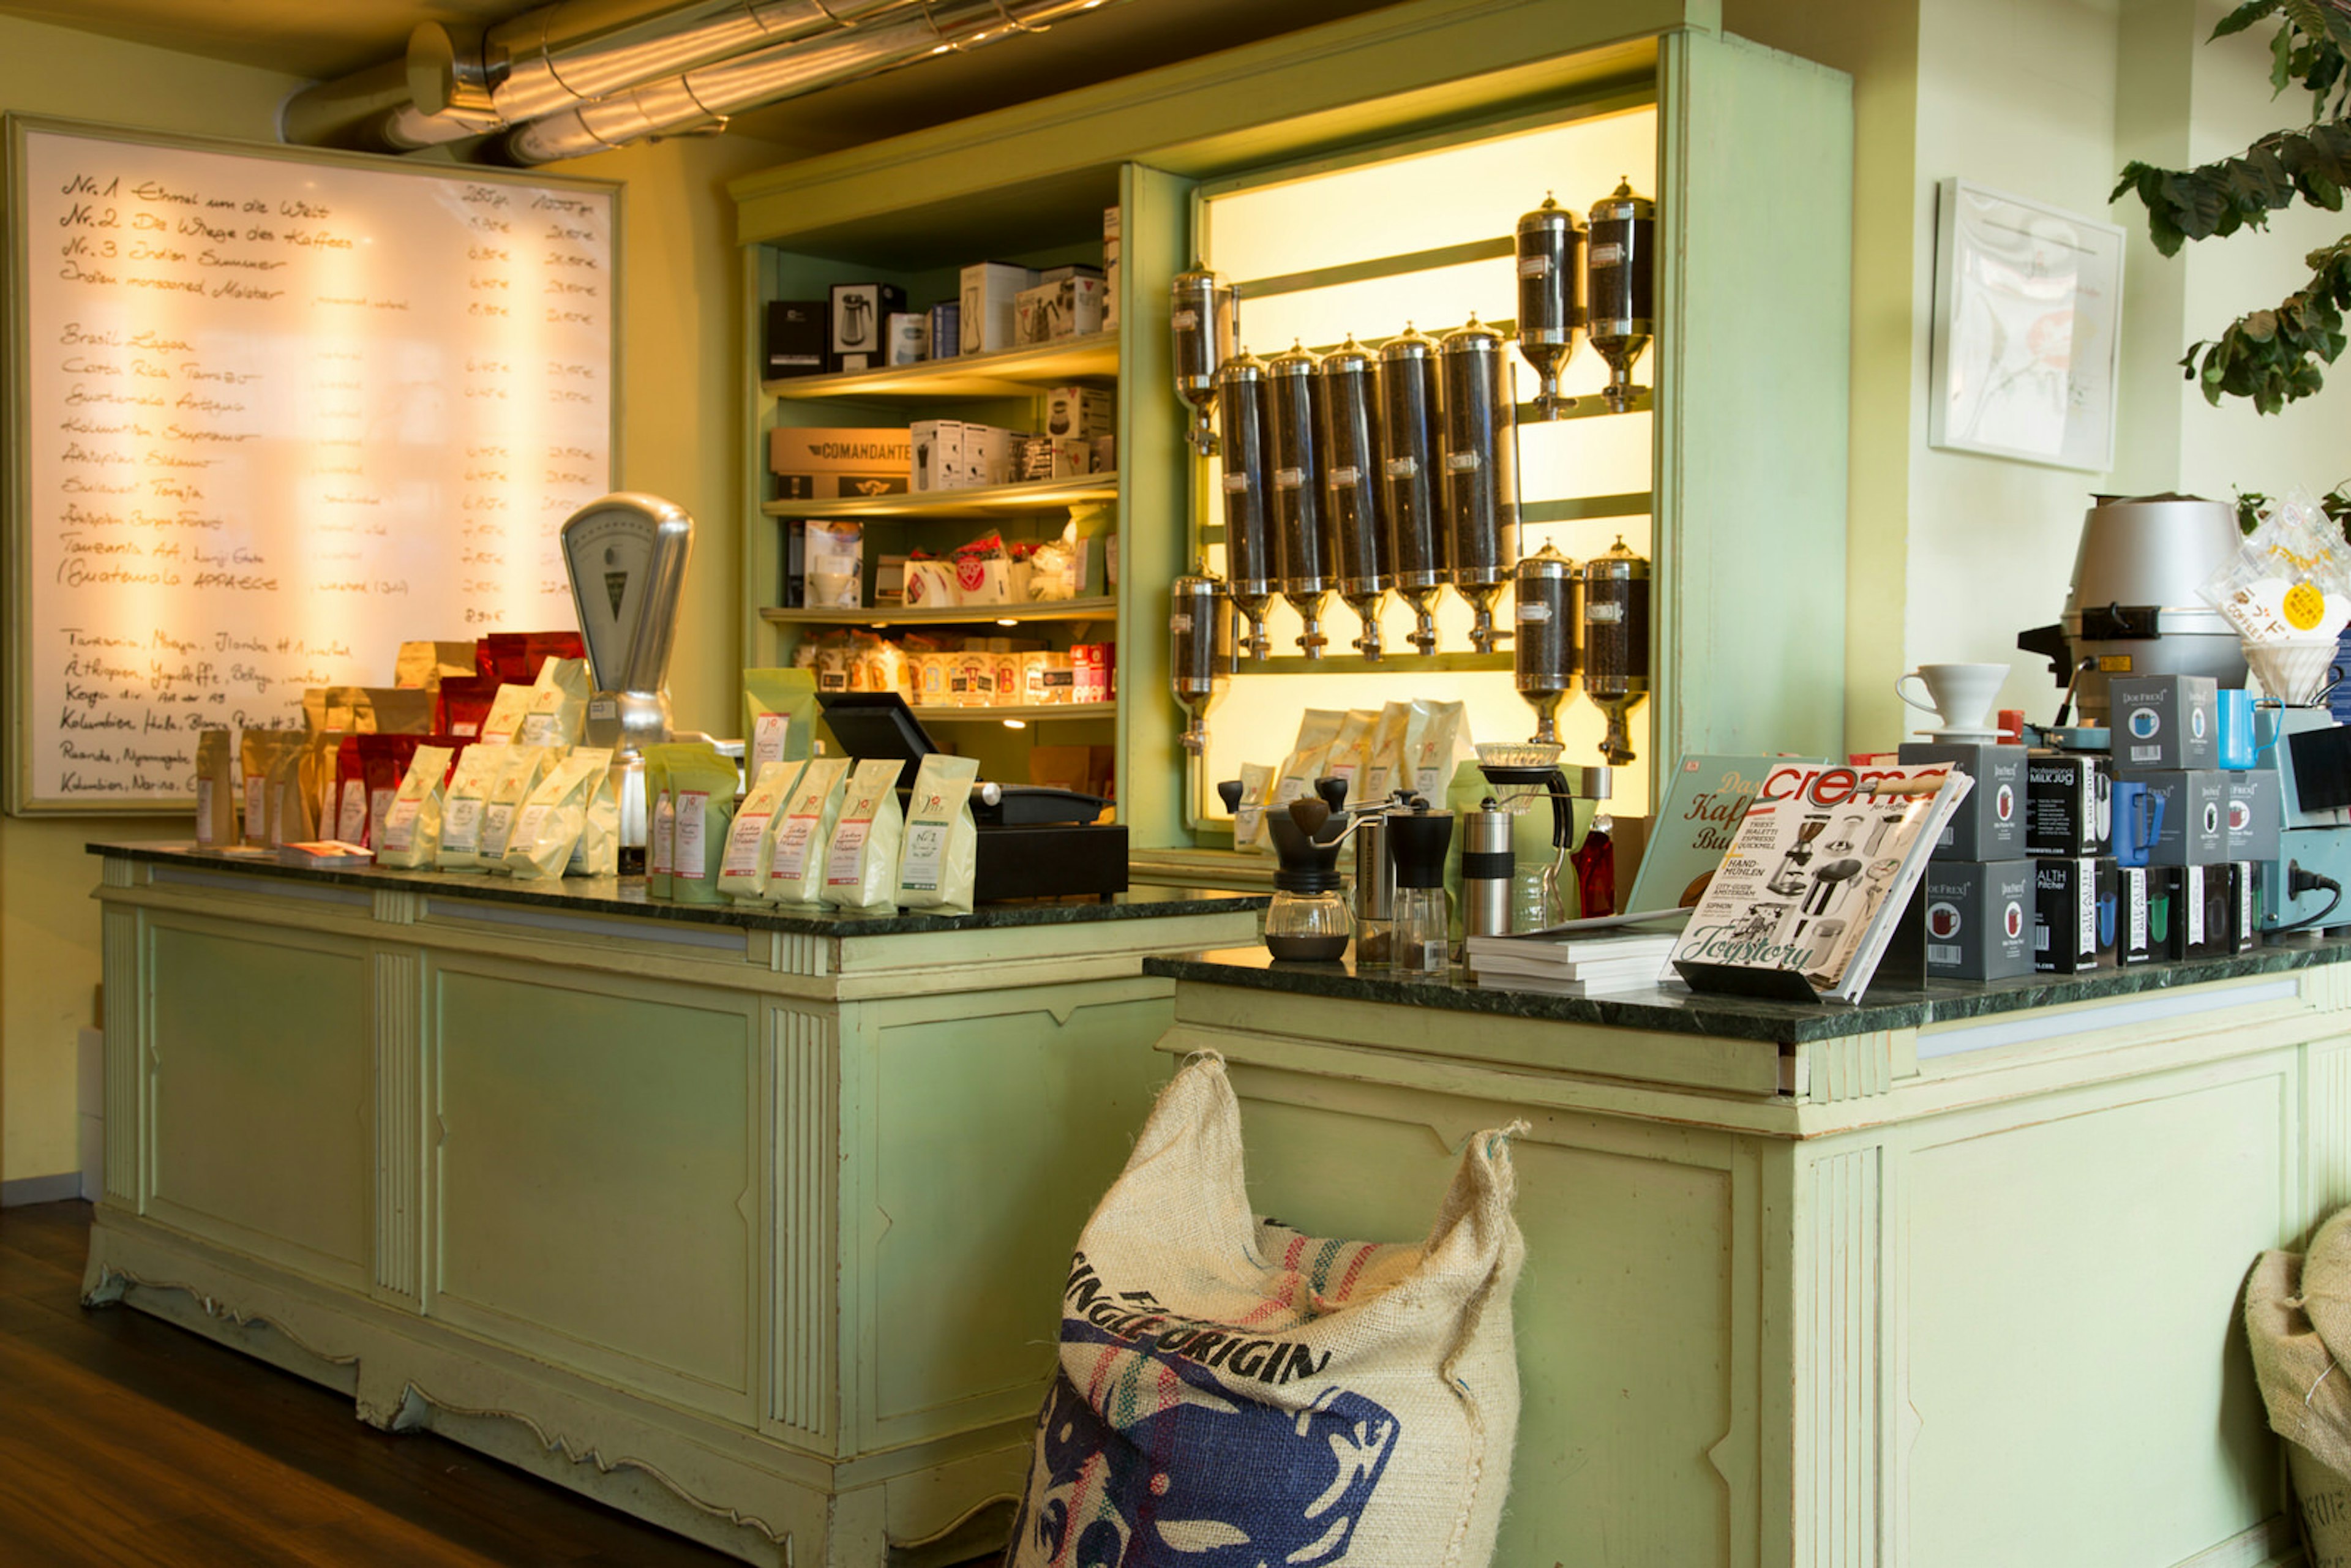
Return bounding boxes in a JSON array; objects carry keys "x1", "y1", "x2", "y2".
[{"x1": 2180, "y1": 239, "x2": 2351, "y2": 413}]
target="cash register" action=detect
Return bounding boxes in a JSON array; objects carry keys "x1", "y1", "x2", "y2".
[{"x1": 816, "y1": 694, "x2": 1128, "y2": 901}]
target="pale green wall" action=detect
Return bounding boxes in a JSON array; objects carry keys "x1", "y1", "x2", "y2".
[{"x1": 0, "y1": 13, "x2": 781, "y2": 1182}]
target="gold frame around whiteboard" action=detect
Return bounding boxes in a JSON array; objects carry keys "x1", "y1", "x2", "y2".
[{"x1": 3, "y1": 113, "x2": 625, "y2": 815}]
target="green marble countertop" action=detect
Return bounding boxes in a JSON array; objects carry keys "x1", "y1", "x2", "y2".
[
  {"x1": 1143, "y1": 939, "x2": 2351, "y2": 1046},
  {"x1": 92, "y1": 841, "x2": 1265, "y2": 937}
]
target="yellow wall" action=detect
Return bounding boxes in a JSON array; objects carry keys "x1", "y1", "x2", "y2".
[{"x1": 0, "y1": 14, "x2": 782, "y2": 1182}]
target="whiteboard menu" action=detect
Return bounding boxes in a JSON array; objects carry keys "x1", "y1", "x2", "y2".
[{"x1": 6, "y1": 118, "x2": 618, "y2": 812}]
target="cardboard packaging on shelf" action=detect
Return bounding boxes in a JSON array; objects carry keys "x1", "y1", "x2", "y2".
[
  {"x1": 928, "y1": 301, "x2": 961, "y2": 360},
  {"x1": 769, "y1": 427, "x2": 913, "y2": 499},
  {"x1": 1045, "y1": 384, "x2": 1114, "y2": 440},
  {"x1": 2117, "y1": 865, "x2": 2154, "y2": 964},
  {"x1": 764, "y1": 299, "x2": 827, "y2": 379},
  {"x1": 883, "y1": 312, "x2": 928, "y2": 366},
  {"x1": 1017, "y1": 276, "x2": 1106, "y2": 344},
  {"x1": 2225, "y1": 768, "x2": 2284, "y2": 863},
  {"x1": 2025, "y1": 751, "x2": 2111, "y2": 857},
  {"x1": 828, "y1": 282, "x2": 906, "y2": 373},
  {"x1": 1899, "y1": 743, "x2": 2025, "y2": 861},
  {"x1": 2156, "y1": 861, "x2": 2244, "y2": 959},
  {"x1": 2033, "y1": 855, "x2": 2117, "y2": 973},
  {"x1": 960, "y1": 262, "x2": 1038, "y2": 353},
  {"x1": 1920, "y1": 858, "x2": 2036, "y2": 981},
  {"x1": 2123, "y1": 768, "x2": 2227, "y2": 865},
  {"x1": 909, "y1": 419, "x2": 964, "y2": 492},
  {"x1": 2108, "y1": 674, "x2": 2218, "y2": 771}
]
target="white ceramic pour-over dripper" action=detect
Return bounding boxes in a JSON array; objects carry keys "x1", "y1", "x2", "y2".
[
  {"x1": 2244, "y1": 638, "x2": 2341, "y2": 706},
  {"x1": 1895, "y1": 662, "x2": 2008, "y2": 732}
]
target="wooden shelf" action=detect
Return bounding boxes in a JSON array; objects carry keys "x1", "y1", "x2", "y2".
[
  {"x1": 762, "y1": 334, "x2": 1119, "y2": 400},
  {"x1": 762, "y1": 596, "x2": 1117, "y2": 627},
  {"x1": 762, "y1": 474, "x2": 1118, "y2": 519},
  {"x1": 910, "y1": 703, "x2": 1117, "y2": 723}
]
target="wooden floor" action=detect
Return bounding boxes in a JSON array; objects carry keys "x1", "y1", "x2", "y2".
[{"x1": 0, "y1": 1201, "x2": 1003, "y2": 1567}]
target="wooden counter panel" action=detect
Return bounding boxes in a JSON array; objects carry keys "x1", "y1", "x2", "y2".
[
  {"x1": 429, "y1": 962, "x2": 760, "y2": 1424},
  {"x1": 145, "y1": 920, "x2": 372, "y2": 1293}
]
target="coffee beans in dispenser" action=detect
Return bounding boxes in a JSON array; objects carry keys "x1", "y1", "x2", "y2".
[
  {"x1": 1169, "y1": 265, "x2": 1235, "y2": 457},
  {"x1": 1168, "y1": 560, "x2": 1231, "y2": 756},
  {"x1": 1318, "y1": 334, "x2": 1391, "y2": 660},
  {"x1": 1577, "y1": 535, "x2": 1652, "y2": 764},
  {"x1": 1439, "y1": 315, "x2": 1518, "y2": 655},
  {"x1": 1266, "y1": 340, "x2": 1335, "y2": 658},
  {"x1": 1514, "y1": 543, "x2": 1578, "y2": 744},
  {"x1": 1516, "y1": 193, "x2": 1586, "y2": 419},
  {"x1": 1378, "y1": 324, "x2": 1448, "y2": 656},
  {"x1": 1588, "y1": 179, "x2": 1657, "y2": 413},
  {"x1": 1215, "y1": 348, "x2": 1277, "y2": 661}
]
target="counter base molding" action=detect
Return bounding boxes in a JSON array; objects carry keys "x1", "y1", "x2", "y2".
[
  {"x1": 85, "y1": 847, "x2": 1260, "y2": 1567},
  {"x1": 1144, "y1": 947, "x2": 2351, "y2": 1568}
]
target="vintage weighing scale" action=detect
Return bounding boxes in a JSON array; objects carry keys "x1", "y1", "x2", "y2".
[{"x1": 560, "y1": 492, "x2": 694, "y2": 849}]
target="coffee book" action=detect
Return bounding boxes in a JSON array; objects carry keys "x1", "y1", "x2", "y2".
[
  {"x1": 1627, "y1": 753, "x2": 1826, "y2": 913},
  {"x1": 1668, "y1": 762, "x2": 1974, "y2": 1003}
]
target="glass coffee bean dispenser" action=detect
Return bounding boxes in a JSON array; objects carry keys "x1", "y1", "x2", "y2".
[
  {"x1": 1169, "y1": 264, "x2": 1235, "y2": 457},
  {"x1": 1438, "y1": 314, "x2": 1518, "y2": 655},
  {"x1": 1214, "y1": 347, "x2": 1276, "y2": 661},
  {"x1": 1265, "y1": 340, "x2": 1334, "y2": 658},
  {"x1": 1588, "y1": 179, "x2": 1657, "y2": 413},
  {"x1": 1515, "y1": 193, "x2": 1586, "y2": 419},
  {"x1": 1318, "y1": 334, "x2": 1390, "y2": 659},
  {"x1": 1513, "y1": 543, "x2": 1577, "y2": 744},
  {"x1": 1168, "y1": 559, "x2": 1231, "y2": 756},
  {"x1": 1576, "y1": 535, "x2": 1652, "y2": 764},
  {"x1": 1378, "y1": 324, "x2": 1447, "y2": 656}
]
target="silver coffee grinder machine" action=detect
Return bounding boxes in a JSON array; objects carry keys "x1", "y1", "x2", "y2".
[{"x1": 561, "y1": 492, "x2": 692, "y2": 850}]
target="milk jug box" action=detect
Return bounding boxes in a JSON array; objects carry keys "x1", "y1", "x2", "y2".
[
  {"x1": 2109, "y1": 675, "x2": 2217, "y2": 772},
  {"x1": 1899, "y1": 743, "x2": 2024, "y2": 861},
  {"x1": 2025, "y1": 751, "x2": 2110, "y2": 857}
]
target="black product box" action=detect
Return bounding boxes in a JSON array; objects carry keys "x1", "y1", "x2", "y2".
[
  {"x1": 782, "y1": 519, "x2": 804, "y2": 607},
  {"x1": 1899, "y1": 743, "x2": 2026, "y2": 861},
  {"x1": 2226, "y1": 860, "x2": 2259, "y2": 952},
  {"x1": 764, "y1": 299, "x2": 827, "y2": 379},
  {"x1": 2025, "y1": 751, "x2": 2111, "y2": 857},
  {"x1": 828, "y1": 281, "x2": 908, "y2": 372},
  {"x1": 2123, "y1": 768, "x2": 2227, "y2": 866},
  {"x1": 2117, "y1": 865, "x2": 2154, "y2": 965},
  {"x1": 2109, "y1": 674, "x2": 2218, "y2": 771},
  {"x1": 2157, "y1": 863, "x2": 2234, "y2": 959},
  {"x1": 1921, "y1": 859, "x2": 2036, "y2": 981},
  {"x1": 2225, "y1": 768, "x2": 2284, "y2": 863},
  {"x1": 2033, "y1": 855, "x2": 2117, "y2": 973}
]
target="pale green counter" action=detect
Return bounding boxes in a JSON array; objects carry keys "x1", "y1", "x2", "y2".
[
  {"x1": 1142, "y1": 942, "x2": 2351, "y2": 1568},
  {"x1": 81, "y1": 844, "x2": 1261, "y2": 1568}
]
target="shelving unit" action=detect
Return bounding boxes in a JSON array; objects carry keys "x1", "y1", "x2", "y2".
[
  {"x1": 760, "y1": 596, "x2": 1117, "y2": 628},
  {"x1": 760, "y1": 474, "x2": 1118, "y2": 520},
  {"x1": 762, "y1": 332, "x2": 1117, "y2": 400},
  {"x1": 910, "y1": 703, "x2": 1117, "y2": 724}
]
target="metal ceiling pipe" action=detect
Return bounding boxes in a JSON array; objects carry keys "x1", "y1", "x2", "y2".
[
  {"x1": 277, "y1": 57, "x2": 418, "y2": 148},
  {"x1": 504, "y1": 0, "x2": 1120, "y2": 164}
]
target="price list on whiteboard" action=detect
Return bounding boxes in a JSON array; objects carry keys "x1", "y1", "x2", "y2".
[{"x1": 8, "y1": 119, "x2": 617, "y2": 811}]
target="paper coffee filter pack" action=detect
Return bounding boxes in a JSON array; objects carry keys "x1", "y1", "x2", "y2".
[
  {"x1": 2204, "y1": 489, "x2": 2351, "y2": 645},
  {"x1": 2246, "y1": 637, "x2": 2344, "y2": 707}
]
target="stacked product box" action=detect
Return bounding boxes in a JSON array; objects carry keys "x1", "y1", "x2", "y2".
[
  {"x1": 1899, "y1": 741, "x2": 2033, "y2": 981},
  {"x1": 2104, "y1": 675, "x2": 2259, "y2": 961},
  {"x1": 2023, "y1": 748, "x2": 2127, "y2": 971}
]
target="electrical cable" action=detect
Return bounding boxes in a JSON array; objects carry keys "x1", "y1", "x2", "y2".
[{"x1": 2273, "y1": 863, "x2": 2345, "y2": 934}]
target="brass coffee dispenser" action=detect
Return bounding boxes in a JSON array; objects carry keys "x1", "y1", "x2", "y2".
[
  {"x1": 1266, "y1": 340, "x2": 1335, "y2": 658},
  {"x1": 1513, "y1": 544, "x2": 1577, "y2": 744},
  {"x1": 1438, "y1": 315, "x2": 1518, "y2": 655},
  {"x1": 1319, "y1": 334, "x2": 1390, "y2": 659},
  {"x1": 1588, "y1": 180, "x2": 1657, "y2": 413},
  {"x1": 1168, "y1": 560, "x2": 1232, "y2": 755},
  {"x1": 1378, "y1": 324, "x2": 1448, "y2": 656},
  {"x1": 1577, "y1": 536, "x2": 1652, "y2": 765}
]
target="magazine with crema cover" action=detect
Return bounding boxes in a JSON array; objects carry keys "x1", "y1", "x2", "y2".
[{"x1": 1669, "y1": 761, "x2": 1974, "y2": 1003}]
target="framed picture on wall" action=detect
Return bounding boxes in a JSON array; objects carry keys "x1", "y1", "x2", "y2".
[{"x1": 1929, "y1": 178, "x2": 2125, "y2": 473}]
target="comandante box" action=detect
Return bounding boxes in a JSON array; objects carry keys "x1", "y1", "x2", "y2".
[
  {"x1": 769, "y1": 427, "x2": 913, "y2": 500},
  {"x1": 1921, "y1": 859, "x2": 2034, "y2": 981},
  {"x1": 2033, "y1": 855, "x2": 2117, "y2": 973}
]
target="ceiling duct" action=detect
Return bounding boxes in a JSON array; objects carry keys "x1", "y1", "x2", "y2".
[
  {"x1": 283, "y1": 0, "x2": 929, "y2": 152},
  {"x1": 503, "y1": 0, "x2": 1119, "y2": 164}
]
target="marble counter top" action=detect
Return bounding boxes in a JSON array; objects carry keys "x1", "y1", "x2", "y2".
[
  {"x1": 92, "y1": 841, "x2": 1265, "y2": 937},
  {"x1": 1143, "y1": 938, "x2": 2351, "y2": 1046}
]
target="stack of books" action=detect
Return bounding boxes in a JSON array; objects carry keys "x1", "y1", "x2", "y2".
[{"x1": 1464, "y1": 930, "x2": 1681, "y2": 997}]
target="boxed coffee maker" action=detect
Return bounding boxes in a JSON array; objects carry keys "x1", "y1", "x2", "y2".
[
  {"x1": 764, "y1": 299, "x2": 827, "y2": 380},
  {"x1": 2108, "y1": 674, "x2": 2218, "y2": 771},
  {"x1": 2025, "y1": 751, "x2": 2111, "y2": 857},
  {"x1": 828, "y1": 282, "x2": 907, "y2": 372},
  {"x1": 883, "y1": 312, "x2": 927, "y2": 366},
  {"x1": 960, "y1": 262, "x2": 1038, "y2": 353},
  {"x1": 1921, "y1": 859, "x2": 2036, "y2": 981},
  {"x1": 2033, "y1": 855, "x2": 2116, "y2": 973},
  {"x1": 1898, "y1": 743, "x2": 2025, "y2": 861}
]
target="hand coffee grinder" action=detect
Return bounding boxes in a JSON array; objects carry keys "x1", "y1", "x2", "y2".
[{"x1": 562, "y1": 492, "x2": 692, "y2": 849}]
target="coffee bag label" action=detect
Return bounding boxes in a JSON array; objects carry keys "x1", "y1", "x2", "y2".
[
  {"x1": 516, "y1": 713, "x2": 561, "y2": 748},
  {"x1": 826, "y1": 817, "x2": 873, "y2": 886},
  {"x1": 481, "y1": 802, "x2": 517, "y2": 857},
  {"x1": 370, "y1": 787, "x2": 395, "y2": 845},
  {"x1": 195, "y1": 779, "x2": 216, "y2": 844},
  {"x1": 751, "y1": 715, "x2": 790, "y2": 773},
  {"x1": 383, "y1": 797, "x2": 422, "y2": 853},
  {"x1": 900, "y1": 821, "x2": 945, "y2": 893},
  {"x1": 651, "y1": 792, "x2": 675, "y2": 877},
  {"x1": 443, "y1": 797, "x2": 484, "y2": 855},
  {"x1": 675, "y1": 790, "x2": 709, "y2": 880},
  {"x1": 722, "y1": 811, "x2": 772, "y2": 880},
  {"x1": 244, "y1": 778, "x2": 264, "y2": 830},
  {"x1": 339, "y1": 781, "x2": 368, "y2": 844},
  {"x1": 511, "y1": 803, "x2": 551, "y2": 852},
  {"x1": 772, "y1": 813, "x2": 820, "y2": 880}
]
